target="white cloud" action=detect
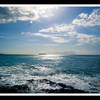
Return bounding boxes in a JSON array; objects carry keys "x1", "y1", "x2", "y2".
[
  {"x1": 21, "y1": 31, "x2": 100, "y2": 45},
  {"x1": 39, "y1": 24, "x2": 75, "y2": 33},
  {"x1": 0, "y1": 7, "x2": 59, "y2": 23},
  {"x1": 79, "y1": 13, "x2": 88, "y2": 18},
  {"x1": 76, "y1": 33, "x2": 100, "y2": 45},
  {"x1": 72, "y1": 9, "x2": 100, "y2": 27},
  {"x1": 21, "y1": 32, "x2": 69, "y2": 43},
  {"x1": 67, "y1": 32, "x2": 77, "y2": 37},
  {"x1": 27, "y1": 24, "x2": 75, "y2": 43},
  {"x1": 21, "y1": 16, "x2": 100, "y2": 45},
  {"x1": 33, "y1": 33, "x2": 69, "y2": 43}
]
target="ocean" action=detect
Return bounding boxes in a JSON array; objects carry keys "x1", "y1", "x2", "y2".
[{"x1": 0, "y1": 54, "x2": 100, "y2": 93}]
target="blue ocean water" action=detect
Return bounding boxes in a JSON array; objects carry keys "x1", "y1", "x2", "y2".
[{"x1": 0, "y1": 54, "x2": 100, "y2": 93}]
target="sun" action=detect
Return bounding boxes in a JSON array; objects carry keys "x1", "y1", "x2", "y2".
[
  {"x1": 37, "y1": 6, "x2": 59, "y2": 18},
  {"x1": 28, "y1": 6, "x2": 59, "y2": 24}
]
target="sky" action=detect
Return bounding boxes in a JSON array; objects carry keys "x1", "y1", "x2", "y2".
[{"x1": 0, "y1": 6, "x2": 100, "y2": 55}]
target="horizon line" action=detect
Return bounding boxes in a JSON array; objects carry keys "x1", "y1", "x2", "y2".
[{"x1": 0, "y1": 53, "x2": 100, "y2": 56}]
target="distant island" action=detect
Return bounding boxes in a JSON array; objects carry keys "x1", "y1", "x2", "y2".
[{"x1": 38, "y1": 53, "x2": 47, "y2": 55}]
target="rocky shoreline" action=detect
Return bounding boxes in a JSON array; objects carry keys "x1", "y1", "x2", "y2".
[{"x1": 0, "y1": 79, "x2": 90, "y2": 93}]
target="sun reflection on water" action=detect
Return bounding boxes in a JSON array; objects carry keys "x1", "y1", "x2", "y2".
[{"x1": 38, "y1": 54, "x2": 63, "y2": 60}]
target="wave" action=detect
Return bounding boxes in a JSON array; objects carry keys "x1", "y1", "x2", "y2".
[
  {"x1": 0, "y1": 78, "x2": 88, "y2": 93},
  {"x1": 0, "y1": 64, "x2": 100, "y2": 93}
]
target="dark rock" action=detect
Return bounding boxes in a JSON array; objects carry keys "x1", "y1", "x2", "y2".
[
  {"x1": 0, "y1": 79, "x2": 89, "y2": 93},
  {"x1": 26, "y1": 79, "x2": 89, "y2": 93},
  {"x1": 12, "y1": 85, "x2": 29, "y2": 92},
  {"x1": 0, "y1": 86, "x2": 17, "y2": 93},
  {"x1": 39, "y1": 79, "x2": 56, "y2": 86},
  {"x1": 42, "y1": 88, "x2": 88, "y2": 93},
  {"x1": 57, "y1": 83, "x2": 74, "y2": 89},
  {"x1": 0, "y1": 84, "x2": 30, "y2": 93},
  {"x1": 27, "y1": 79, "x2": 35, "y2": 83}
]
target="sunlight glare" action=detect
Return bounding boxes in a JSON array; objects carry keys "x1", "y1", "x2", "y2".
[{"x1": 39, "y1": 54, "x2": 62, "y2": 60}]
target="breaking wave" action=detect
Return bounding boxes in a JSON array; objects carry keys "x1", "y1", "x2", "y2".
[{"x1": 0, "y1": 64, "x2": 100, "y2": 93}]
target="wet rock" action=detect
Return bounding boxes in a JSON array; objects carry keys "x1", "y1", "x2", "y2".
[
  {"x1": 12, "y1": 85, "x2": 29, "y2": 93},
  {"x1": 43, "y1": 88, "x2": 88, "y2": 93},
  {"x1": 39, "y1": 79, "x2": 57, "y2": 86},
  {"x1": 0, "y1": 86, "x2": 17, "y2": 93},
  {"x1": 0, "y1": 79, "x2": 89, "y2": 93},
  {"x1": 0, "y1": 85, "x2": 29, "y2": 93},
  {"x1": 27, "y1": 79, "x2": 35, "y2": 83},
  {"x1": 26, "y1": 79, "x2": 89, "y2": 93}
]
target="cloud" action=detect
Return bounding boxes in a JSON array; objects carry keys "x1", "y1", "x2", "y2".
[
  {"x1": 33, "y1": 33, "x2": 69, "y2": 43},
  {"x1": 21, "y1": 24, "x2": 75, "y2": 43},
  {"x1": 76, "y1": 33, "x2": 100, "y2": 45},
  {"x1": 72, "y1": 9, "x2": 100, "y2": 27},
  {"x1": 0, "y1": 7, "x2": 58, "y2": 23},
  {"x1": 21, "y1": 32, "x2": 69, "y2": 43},
  {"x1": 79, "y1": 13, "x2": 88, "y2": 18},
  {"x1": 21, "y1": 31, "x2": 100, "y2": 45},
  {"x1": 39, "y1": 24, "x2": 75, "y2": 33},
  {"x1": 21, "y1": 16, "x2": 100, "y2": 45}
]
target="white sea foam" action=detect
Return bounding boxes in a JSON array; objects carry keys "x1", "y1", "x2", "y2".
[
  {"x1": 0, "y1": 64, "x2": 55, "y2": 85},
  {"x1": 0, "y1": 64, "x2": 100, "y2": 93},
  {"x1": 32, "y1": 74, "x2": 100, "y2": 92}
]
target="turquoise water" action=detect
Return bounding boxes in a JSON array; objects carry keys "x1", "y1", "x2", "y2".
[{"x1": 0, "y1": 54, "x2": 100, "y2": 93}]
